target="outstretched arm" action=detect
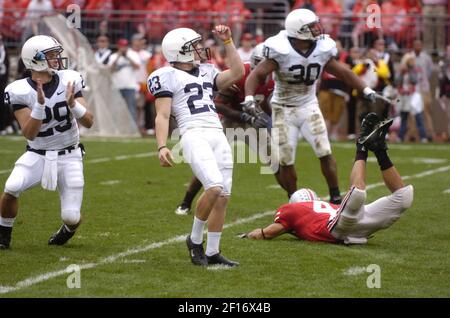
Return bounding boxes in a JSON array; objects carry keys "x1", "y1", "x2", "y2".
[
  {"x1": 246, "y1": 223, "x2": 286, "y2": 240},
  {"x1": 324, "y1": 58, "x2": 373, "y2": 98}
]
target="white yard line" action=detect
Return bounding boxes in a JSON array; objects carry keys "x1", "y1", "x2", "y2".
[{"x1": 0, "y1": 165, "x2": 448, "y2": 294}]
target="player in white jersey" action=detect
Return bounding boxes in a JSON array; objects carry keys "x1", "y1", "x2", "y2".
[
  {"x1": 0, "y1": 35, "x2": 94, "y2": 249},
  {"x1": 244, "y1": 9, "x2": 378, "y2": 204},
  {"x1": 149, "y1": 25, "x2": 245, "y2": 266}
]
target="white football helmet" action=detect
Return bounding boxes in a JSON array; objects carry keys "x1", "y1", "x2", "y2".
[
  {"x1": 285, "y1": 9, "x2": 322, "y2": 41},
  {"x1": 21, "y1": 35, "x2": 67, "y2": 72},
  {"x1": 162, "y1": 28, "x2": 209, "y2": 64},
  {"x1": 250, "y1": 43, "x2": 265, "y2": 70},
  {"x1": 289, "y1": 188, "x2": 319, "y2": 203}
]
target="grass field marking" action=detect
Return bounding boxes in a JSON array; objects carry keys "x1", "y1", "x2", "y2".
[
  {"x1": 0, "y1": 211, "x2": 274, "y2": 295},
  {"x1": 0, "y1": 165, "x2": 449, "y2": 295}
]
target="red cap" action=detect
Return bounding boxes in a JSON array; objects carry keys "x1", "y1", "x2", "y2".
[{"x1": 117, "y1": 38, "x2": 129, "y2": 47}]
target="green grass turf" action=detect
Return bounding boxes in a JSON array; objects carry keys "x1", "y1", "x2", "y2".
[{"x1": 0, "y1": 136, "x2": 449, "y2": 297}]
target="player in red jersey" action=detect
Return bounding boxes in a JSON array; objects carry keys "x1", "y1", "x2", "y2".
[
  {"x1": 175, "y1": 44, "x2": 275, "y2": 215},
  {"x1": 244, "y1": 113, "x2": 414, "y2": 244}
]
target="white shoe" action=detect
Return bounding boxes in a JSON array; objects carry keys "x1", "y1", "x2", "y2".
[{"x1": 175, "y1": 205, "x2": 190, "y2": 215}]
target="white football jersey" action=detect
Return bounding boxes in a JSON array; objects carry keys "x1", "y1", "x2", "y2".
[
  {"x1": 148, "y1": 63, "x2": 222, "y2": 134},
  {"x1": 5, "y1": 70, "x2": 85, "y2": 150},
  {"x1": 264, "y1": 31, "x2": 337, "y2": 106}
]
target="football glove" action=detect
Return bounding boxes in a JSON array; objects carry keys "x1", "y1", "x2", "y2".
[
  {"x1": 363, "y1": 87, "x2": 376, "y2": 104},
  {"x1": 253, "y1": 113, "x2": 270, "y2": 129},
  {"x1": 240, "y1": 112, "x2": 256, "y2": 125},
  {"x1": 241, "y1": 96, "x2": 259, "y2": 117}
]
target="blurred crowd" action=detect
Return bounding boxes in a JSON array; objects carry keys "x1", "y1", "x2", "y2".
[{"x1": 0, "y1": 0, "x2": 449, "y2": 141}]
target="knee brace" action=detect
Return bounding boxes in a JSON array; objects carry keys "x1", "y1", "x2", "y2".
[{"x1": 61, "y1": 209, "x2": 81, "y2": 226}]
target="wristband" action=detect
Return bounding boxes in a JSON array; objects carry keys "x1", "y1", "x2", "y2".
[
  {"x1": 223, "y1": 38, "x2": 232, "y2": 45},
  {"x1": 244, "y1": 95, "x2": 254, "y2": 102},
  {"x1": 363, "y1": 87, "x2": 375, "y2": 96},
  {"x1": 30, "y1": 102, "x2": 46, "y2": 120},
  {"x1": 158, "y1": 145, "x2": 167, "y2": 152},
  {"x1": 261, "y1": 228, "x2": 266, "y2": 240},
  {"x1": 71, "y1": 100, "x2": 87, "y2": 119}
]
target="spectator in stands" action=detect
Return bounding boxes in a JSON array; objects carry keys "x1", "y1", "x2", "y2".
[
  {"x1": 94, "y1": 34, "x2": 112, "y2": 65},
  {"x1": 412, "y1": 40, "x2": 435, "y2": 140},
  {"x1": 319, "y1": 40, "x2": 350, "y2": 141},
  {"x1": 292, "y1": 0, "x2": 315, "y2": 12},
  {"x1": 237, "y1": 32, "x2": 254, "y2": 63},
  {"x1": 113, "y1": 0, "x2": 146, "y2": 40},
  {"x1": 131, "y1": 33, "x2": 152, "y2": 136},
  {"x1": 381, "y1": 0, "x2": 408, "y2": 48},
  {"x1": 211, "y1": 0, "x2": 251, "y2": 43},
  {"x1": 108, "y1": 38, "x2": 141, "y2": 123},
  {"x1": 404, "y1": 0, "x2": 422, "y2": 49},
  {"x1": 1, "y1": 0, "x2": 29, "y2": 41},
  {"x1": 351, "y1": 0, "x2": 380, "y2": 48},
  {"x1": 294, "y1": 0, "x2": 342, "y2": 39},
  {"x1": 372, "y1": 38, "x2": 395, "y2": 119},
  {"x1": 144, "y1": 0, "x2": 177, "y2": 44},
  {"x1": 396, "y1": 53, "x2": 428, "y2": 143},
  {"x1": 352, "y1": 49, "x2": 391, "y2": 123},
  {"x1": 422, "y1": 0, "x2": 447, "y2": 53},
  {"x1": 22, "y1": 0, "x2": 54, "y2": 44},
  {"x1": 52, "y1": 0, "x2": 86, "y2": 10}
]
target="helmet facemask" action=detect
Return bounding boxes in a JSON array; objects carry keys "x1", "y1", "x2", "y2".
[
  {"x1": 41, "y1": 47, "x2": 68, "y2": 71},
  {"x1": 298, "y1": 20, "x2": 324, "y2": 41},
  {"x1": 180, "y1": 38, "x2": 211, "y2": 65}
]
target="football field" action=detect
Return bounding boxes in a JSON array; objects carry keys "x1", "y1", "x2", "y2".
[{"x1": 0, "y1": 136, "x2": 449, "y2": 298}]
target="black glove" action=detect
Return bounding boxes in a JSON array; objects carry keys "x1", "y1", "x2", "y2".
[
  {"x1": 240, "y1": 99, "x2": 259, "y2": 117},
  {"x1": 240, "y1": 112, "x2": 256, "y2": 125},
  {"x1": 253, "y1": 113, "x2": 270, "y2": 129}
]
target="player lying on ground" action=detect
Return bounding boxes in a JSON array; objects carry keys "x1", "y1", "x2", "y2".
[{"x1": 243, "y1": 113, "x2": 413, "y2": 244}]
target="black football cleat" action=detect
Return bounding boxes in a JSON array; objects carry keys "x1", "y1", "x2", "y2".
[
  {"x1": 186, "y1": 235, "x2": 208, "y2": 266},
  {"x1": 0, "y1": 225, "x2": 12, "y2": 250},
  {"x1": 330, "y1": 195, "x2": 342, "y2": 205},
  {"x1": 48, "y1": 224, "x2": 75, "y2": 246},
  {"x1": 207, "y1": 253, "x2": 239, "y2": 267},
  {"x1": 360, "y1": 118, "x2": 394, "y2": 152},
  {"x1": 357, "y1": 113, "x2": 380, "y2": 152}
]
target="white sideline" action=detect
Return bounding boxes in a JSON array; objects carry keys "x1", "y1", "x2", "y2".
[{"x1": 0, "y1": 165, "x2": 449, "y2": 294}]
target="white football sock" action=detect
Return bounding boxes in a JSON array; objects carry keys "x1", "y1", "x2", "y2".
[
  {"x1": 206, "y1": 232, "x2": 221, "y2": 257},
  {"x1": 0, "y1": 217, "x2": 15, "y2": 227},
  {"x1": 190, "y1": 217, "x2": 206, "y2": 244}
]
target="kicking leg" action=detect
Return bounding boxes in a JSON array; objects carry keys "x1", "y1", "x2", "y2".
[{"x1": 175, "y1": 176, "x2": 203, "y2": 215}]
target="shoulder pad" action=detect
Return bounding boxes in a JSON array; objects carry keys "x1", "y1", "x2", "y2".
[
  {"x1": 264, "y1": 31, "x2": 290, "y2": 56},
  {"x1": 317, "y1": 35, "x2": 336, "y2": 53},
  {"x1": 5, "y1": 79, "x2": 33, "y2": 99}
]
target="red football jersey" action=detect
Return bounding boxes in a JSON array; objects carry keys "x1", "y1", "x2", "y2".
[
  {"x1": 274, "y1": 201, "x2": 340, "y2": 243},
  {"x1": 215, "y1": 63, "x2": 274, "y2": 111}
]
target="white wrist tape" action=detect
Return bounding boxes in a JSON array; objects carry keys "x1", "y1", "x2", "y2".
[
  {"x1": 71, "y1": 100, "x2": 87, "y2": 119},
  {"x1": 244, "y1": 95, "x2": 254, "y2": 102},
  {"x1": 31, "y1": 102, "x2": 46, "y2": 120},
  {"x1": 363, "y1": 87, "x2": 375, "y2": 96}
]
